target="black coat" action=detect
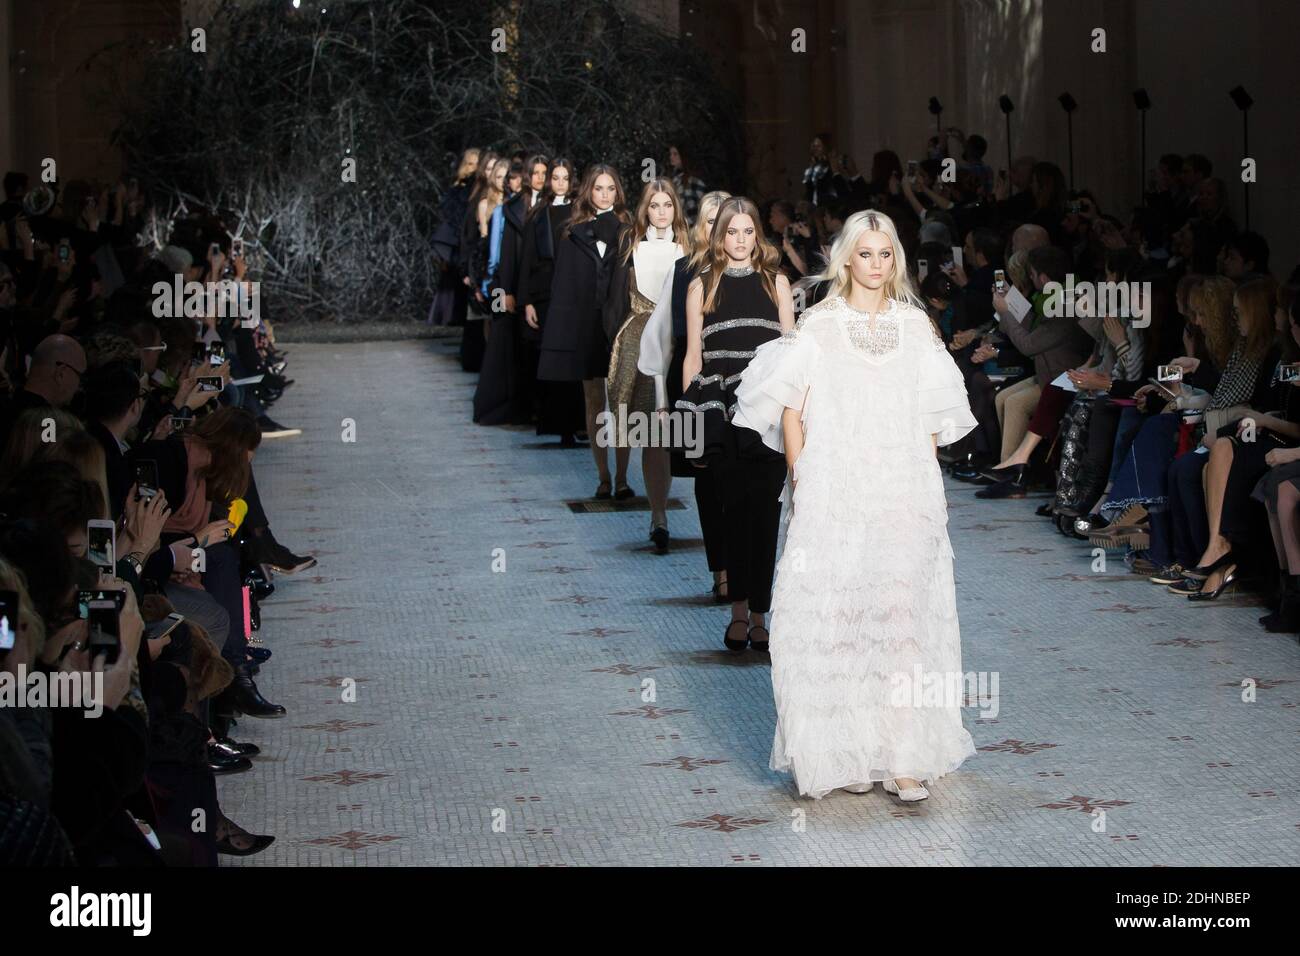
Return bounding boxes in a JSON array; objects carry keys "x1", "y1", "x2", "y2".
[
  {"x1": 537, "y1": 212, "x2": 623, "y2": 382},
  {"x1": 517, "y1": 202, "x2": 573, "y2": 310},
  {"x1": 494, "y1": 193, "x2": 532, "y2": 300}
]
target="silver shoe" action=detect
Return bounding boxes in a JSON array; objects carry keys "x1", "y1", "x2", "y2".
[
  {"x1": 840, "y1": 782, "x2": 874, "y2": 794},
  {"x1": 882, "y1": 778, "x2": 929, "y2": 802}
]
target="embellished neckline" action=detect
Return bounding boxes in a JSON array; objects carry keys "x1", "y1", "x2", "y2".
[
  {"x1": 838, "y1": 295, "x2": 899, "y2": 318},
  {"x1": 723, "y1": 264, "x2": 755, "y2": 277}
]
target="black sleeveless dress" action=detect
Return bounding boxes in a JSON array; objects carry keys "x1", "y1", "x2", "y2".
[{"x1": 675, "y1": 267, "x2": 785, "y2": 464}]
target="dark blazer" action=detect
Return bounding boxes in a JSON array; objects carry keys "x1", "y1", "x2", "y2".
[
  {"x1": 88, "y1": 421, "x2": 131, "y2": 521},
  {"x1": 537, "y1": 213, "x2": 624, "y2": 382},
  {"x1": 517, "y1": 202, "x2": 573, "y2": 310}
]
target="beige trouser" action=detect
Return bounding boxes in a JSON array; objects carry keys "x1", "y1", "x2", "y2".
[{"x1": 994, "y1": 376, "x2": 1040, "y2": 461}]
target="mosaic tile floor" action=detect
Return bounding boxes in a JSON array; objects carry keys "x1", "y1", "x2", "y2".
[{"x1": 222, "y1": 339, "x2": 1300, "y2": 866}]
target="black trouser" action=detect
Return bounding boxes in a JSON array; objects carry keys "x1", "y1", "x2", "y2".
[
  {"x1": 717, "y1": 453, "x2": 786, "y2": 614},
  {"x1": 693, "y1": 465, "x2": 727, "y2": 573},
  {"x1": 966, "y1": 370, "x2": 1000, "y2": 460}
]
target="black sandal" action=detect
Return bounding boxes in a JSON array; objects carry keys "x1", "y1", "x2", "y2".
[
  {"x1": 594, "y1": 480, "x2": 612, "y2": 500},
  {"x1": 711, "y1": 576, "x2": 729, "y2": 603},
  {"x1": 723, "y1": 620, "x2": 749, "y2": 653},
  {"x1": 747, "y1": 624, "x2": 769, "y2": 653},
  {"x1": 614, "y1": 483, "x2": 635, "y2": 500}
]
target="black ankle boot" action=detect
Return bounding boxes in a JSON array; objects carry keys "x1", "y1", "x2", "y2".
[
  {"x1": 231, "y1": 668, "x2": 286, "y2": 718},
  {"x1": 1263, "y1": 575, "x2": 1300, "y2": 633}
]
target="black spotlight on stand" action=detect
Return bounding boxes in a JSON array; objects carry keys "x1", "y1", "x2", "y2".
[
  {"x1": 928, "y1": 96, "x2": 943, "y2": 142},
  {"x1": 1133, "y1": 88, "x2": 1151, "y2": 206},
  {"x1": 1229, "y1": 85, "x2": 1254, "y2": 229},
  {"x1": 1058, "y1": 92, "x2": 1078, "y2": 189},
  {"x1": 999, "y1": 94, "x2": 1014, "y2": 168}
]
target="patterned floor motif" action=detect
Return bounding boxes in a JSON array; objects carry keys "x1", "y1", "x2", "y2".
[{"x1": 224, "y1": 339, "x2": 1300, "y2": 866}]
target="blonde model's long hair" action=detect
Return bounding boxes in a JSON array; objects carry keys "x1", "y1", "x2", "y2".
[
  {"x1": 620, "y1": 178, "x2": 689, "y2": 264},
  {"x1": 698, "y1": 196, "x2": 781, "y2": 313},
  {"x1": 809, "y1": 209, "x2": 926, "y2": 310},
  {"x1": 686, "y1": 190, "x2": 731, "y2": 272}
]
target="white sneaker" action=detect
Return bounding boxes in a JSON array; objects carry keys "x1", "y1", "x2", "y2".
[
  {"x1": 840, "y1": 783, "x2": 874, "y2": 794},
  {"x1": 882, "y1": 778, "x2": 929, "y2": 802}
]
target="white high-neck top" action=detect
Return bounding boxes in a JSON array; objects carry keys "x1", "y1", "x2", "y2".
[{"x1": 632, "y1": 226, "x2": 684, "y2": 301}]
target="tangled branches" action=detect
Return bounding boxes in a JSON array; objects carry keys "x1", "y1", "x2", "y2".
[{"x1": 113, "y1": 0, "x2": 741, "y2": 323}]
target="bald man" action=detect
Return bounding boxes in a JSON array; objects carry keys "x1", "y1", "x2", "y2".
[
  {"x1": 1011, "y1": 223, "x2": 1049, "y2": 255},
  {"x1": 0, "y1": 333, "x2": 86, "y2": 451}
]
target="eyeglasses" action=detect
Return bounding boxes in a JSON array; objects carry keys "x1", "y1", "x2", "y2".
[{"x1": 141, "y1": 344, "x2": 167, "y2": 352}]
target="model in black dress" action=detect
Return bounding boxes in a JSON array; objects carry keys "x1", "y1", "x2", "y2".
[
  {"x1": 678, "y1": 196, "x2": 795, "y2": 652},
  {"x1": 538, "y1": 164, "x2": 634, "y2": 498}
]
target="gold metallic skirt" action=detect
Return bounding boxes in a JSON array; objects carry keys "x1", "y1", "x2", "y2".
[{"x1": 605, "y1": 285, "x2": 657, "y2": 447}]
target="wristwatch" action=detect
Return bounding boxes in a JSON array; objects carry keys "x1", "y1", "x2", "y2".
[{"x1": 124, "y1": 552, "x2": 145, "y2": 576}]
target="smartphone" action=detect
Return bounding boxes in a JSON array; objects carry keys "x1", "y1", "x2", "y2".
[
  {"x1": 209, "y1": 242, "x2": 221, "y2": 259},
  {"x1": 57, "y1": 239, "x2": 71, "y2": 262},
  {"x1": 917, "y1": 258, "x2": 928, "y2": 281},
  {"x1": 146, "y1": 612, "x2": 185, "y2": 643},
  {"x1": 231, "y1": 238, "x2": 244, "y2": 259},
  {"x1": 207, "y1": 342, "x2": 226, "y2": 366},
  {"x1": 994, "y1": 269, "x2": 1006, "y2": 294},
  {"x1": 907, "y1": 159, "x2": 919, "y2": 176},
  {"x1": 951, "y1": 246, "x2": 964, "y2": 269},
  {"x1": 86, "y1": 599, "x2": 121, "y2": 666},
  {"x1": 134, "y1": 460, "x2": 160, "y2": 502},
  {"x1": 78, "y1": 588, "x2": 127, "y2": 613},
  {"x1": 197, "y1": 375, "x2": 223, "y2": 392},
  {"x1": 87, "y1": 519, "x2": 116, "y2": 573},
  {"x1": 1156, "y1": 364, "x2": 1184, "y2": 383},
  {"x1": 1148, "y1": 378, "x2": 1180, "y2": 402},
  {"x1": 169, "y1": 412, "x2": 189, "y2": 434},
  {"x1": 1278, "y1": 363, "x2": 1300, "y2": 383},
  {"x1": 0, "y1": 589, "x2": 18, "y2": 651}
]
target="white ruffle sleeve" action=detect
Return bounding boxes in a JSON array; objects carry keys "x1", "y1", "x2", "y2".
[
  {"x1": 918, "y1": 328, "x2": 978, "y2": 446},
  {"x1": 636, "y1": 268, "x2": 677, "y2": 411},
  {"x1": 731, "y1": 324, "x2": 822, "y2": 454}
]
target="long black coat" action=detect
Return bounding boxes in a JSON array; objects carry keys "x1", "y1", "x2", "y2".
[
  {"x1": 517, "y1": 202, "x2": 573, "y2": 311},
  {"x1": 537, "y1": 213, "x2": 624, "y2": 382},
  {"x1": 494, "y1": 192, "x2": 531, "y2": 299}
]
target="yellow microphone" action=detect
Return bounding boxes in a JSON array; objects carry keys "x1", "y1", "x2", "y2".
[{"x1": 227, "y1": 498, "x2": 248, "y2": 535}]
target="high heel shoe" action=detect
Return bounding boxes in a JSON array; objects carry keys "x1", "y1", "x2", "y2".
[
  {"x1": 1187, "y1": 566, "x2": 1238, "y2": 602},
  {"x1": 1184, "y1": 550, "x2": 1237, "y2": 581},
  {"x1": 747, "y1": 624, "x2": 769, "y2": 653},
  {"x1": 882, "y1": 778, "x2": 929, "y2": 802},
  {"x1": 723, "y1": 620, "x2": 749, "y2": 653},
  {"x1": 649, "y1": 525, "x2": 669, "y2": 555},
  {"x1": 711, "y1": 577, "x2": 729, "y2": 603}
]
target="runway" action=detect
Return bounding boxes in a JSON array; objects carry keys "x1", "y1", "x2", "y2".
[{"x1": 225, "y1": 337, "x2": 1299, "y2": 866}]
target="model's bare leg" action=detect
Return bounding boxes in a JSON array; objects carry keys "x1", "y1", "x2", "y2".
[{"x1": 1278, "y1": 483, "x2": 1300, "y2": 572}]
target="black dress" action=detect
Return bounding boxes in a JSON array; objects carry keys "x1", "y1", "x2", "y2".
[
  {"x1": 676, "y1": 267, "x2": 786, "y2": 464},
  {"x1": 538, "y1": 209, "x2": 624, "y2": 382}
]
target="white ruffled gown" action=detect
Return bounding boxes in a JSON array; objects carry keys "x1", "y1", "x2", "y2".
[{"x1": 731, "y1": 295, "x2": 979, "y2": 799}]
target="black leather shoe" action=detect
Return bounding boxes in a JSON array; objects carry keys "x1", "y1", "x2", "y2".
[
  {"x1": 951, "y1": 464, "x2": 993, "y2": 483},
  {"x1": 207, "y1": 745, "x2": 253, "y2": 775},
  {"x1": 975, "y1": 478, "x2": 1027, "y2": 499},
  {"x1": 243, "y1": 567, "x2": 275, "y2": 601},
  {"x1": 650, "y1": 526, "x2": 669, "y2": 555},
  {"x1": 231, "y1": 673, "x2": 286, "y2": 718},
  {"x1": 214, "y1": 736, "x2": 261, "y2": 757},
  {"x1": 980, "y1": 463, "x2": 1027, "y2": 484},
  {"x1": 248, "y1": 645, "x2": 272, "y2": 664}
]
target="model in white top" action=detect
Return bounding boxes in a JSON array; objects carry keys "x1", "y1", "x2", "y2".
[{"x1": 732, "y1": 209, "x2": 979, "y2": 802}]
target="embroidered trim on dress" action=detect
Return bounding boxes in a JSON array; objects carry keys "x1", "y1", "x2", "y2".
[
  {"x1": 701, "y1": 318, "x2": 783, "y2": 338},
  {"x1": 703, "y1": 349, "x2": 757, "y2": 360}
]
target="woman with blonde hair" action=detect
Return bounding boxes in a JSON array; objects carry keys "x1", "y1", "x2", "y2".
[
  {"x1": 640, "y1": 190, "x2": 731, "y2": 589},
  {"x1": 604, "y1": 178, "x2": 687, "y2": 552},
  {"x1": 678, "y1": 196, "x2": 794, "y2": 651},
  {"x1": 732, "y1": 209, "x2": 978, "y2": 801}
]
